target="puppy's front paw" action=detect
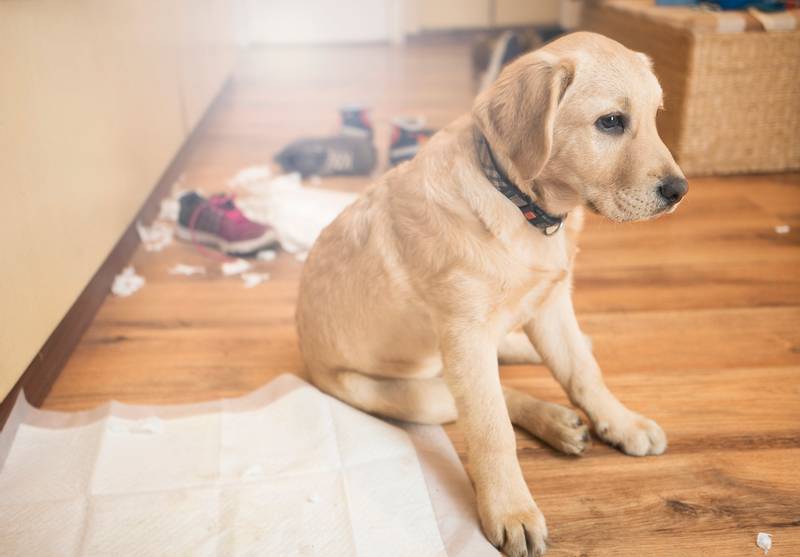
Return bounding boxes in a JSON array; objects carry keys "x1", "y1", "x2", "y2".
[
  {"x1": 478, "y1": 496, "x2": 548, "y2": 557},
  {"x1": 594, "y1": 411, "x2": 666, "y2": 456}
]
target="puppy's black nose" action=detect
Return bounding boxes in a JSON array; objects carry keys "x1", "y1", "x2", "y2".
[{"x1": 658, "y1": 176, "x2": 688, "y2": 205}]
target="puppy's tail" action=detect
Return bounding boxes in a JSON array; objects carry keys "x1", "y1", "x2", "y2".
[{"x1": 309, "y1": 367, "x2": 457, "y2": 425}]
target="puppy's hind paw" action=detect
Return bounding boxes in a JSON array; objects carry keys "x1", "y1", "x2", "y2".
[{"x1": 548, "y1": 407, "x2": 591, "y2": 456}]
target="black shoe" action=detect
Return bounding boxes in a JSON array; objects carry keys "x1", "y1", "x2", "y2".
[
  {"x1": 275, "y1": 135, "x2": 376, "y2": 177},
  {"x1": 388, "y1": 117, "x2": 435, "y2": 166},
  {"x1": 477, "y1": 30, "x2": 542, "y2": 91},
  {"x1": 340, "y1": 104, "x2": 373, "y2": 139}
]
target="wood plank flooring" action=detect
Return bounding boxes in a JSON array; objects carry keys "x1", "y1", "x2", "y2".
[{"x1": 44, "y1": 41, "x2": 800, "y2": 556}]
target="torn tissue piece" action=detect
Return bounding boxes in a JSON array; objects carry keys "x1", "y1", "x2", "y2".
[
  {"x1": 756, "y1": 532, "x2": 772, "y2": 554},
  {"x1": 107, "y1": 416, "x2": 164, "y2": 435},
  {"x1": 158, "y1": 198, "x2": 180, "y2": 222},
  {"x1": 228, "y1": 165, "x2": 272, "y2": 188},
  {"x1": 295, "y1": 252, "x2": 308, "y2": 262},
  {"x1": 221, "y1": 258, "x2": 252, "y2": 276},
  {"x1": 136, "y1": 221, "x2": 173, "y2": 252},
  {"x1": 168, "y1": 263, "x2": 206, "y2": 276},
  {"x1": 111, "y1": 266, "x2": 145, "y2": 297},
  {"x1": 241, "y1": 272, "x2": 270, "y2": 288},
  {"x1": 236, "y1": 170, "x2": 299, "y2": 198},
  {"x1": 256, "y1": 249, "x2": 277, "y2": 262},
  {"x1": 775, "y1": 225, "x2": 790, "y2": 234},
  {"x1": 241, "y1": 464, "x2": 264, "y2": 479}
]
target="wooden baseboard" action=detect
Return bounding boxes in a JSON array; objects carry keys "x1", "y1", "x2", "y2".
[{"x1": 0, "y1": 78, "x2": 233, "y2": 430}]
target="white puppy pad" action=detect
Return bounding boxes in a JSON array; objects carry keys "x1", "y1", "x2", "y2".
[{"x1": 0, "y1": 375, "x2": 496, "y2": 556}]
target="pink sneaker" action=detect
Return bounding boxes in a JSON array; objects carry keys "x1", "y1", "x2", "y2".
[{"x1": 176, "y1": 192, "x2": 278, "y2": 256}]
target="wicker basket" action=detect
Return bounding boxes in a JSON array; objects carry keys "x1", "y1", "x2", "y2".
[{"x1": 582, "y1": 1, "x2": 800, "y2": 176}]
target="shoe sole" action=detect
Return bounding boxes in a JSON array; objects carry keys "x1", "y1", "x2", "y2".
[{"x1": 175, "y1": 225, "x2": 279, "y2": 256}]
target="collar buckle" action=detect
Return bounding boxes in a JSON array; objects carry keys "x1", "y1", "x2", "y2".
[{"x1": 543, "y1": 220, "x2": 563, "y2": 236}]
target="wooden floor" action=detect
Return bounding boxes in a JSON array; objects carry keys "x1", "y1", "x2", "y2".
[{"x1": 45, "y1": 41, "x2": 800, "y2": 556}]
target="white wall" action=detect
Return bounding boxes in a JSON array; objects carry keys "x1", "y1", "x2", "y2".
[
  {"x1": 236, "y1": 0, "x2": 562, "y2": 44},
  {"x1": 235, "y1": 0, "x2": 401, "y2": 45}
]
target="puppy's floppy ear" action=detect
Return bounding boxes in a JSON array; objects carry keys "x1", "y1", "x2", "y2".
[{"x1": 473, "y1": 53, "x2": 574, "y2": 188}]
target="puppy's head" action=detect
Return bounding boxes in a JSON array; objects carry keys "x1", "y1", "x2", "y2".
[{"x1": 473, "y1": 32, "x2": 687, "y2": 222}]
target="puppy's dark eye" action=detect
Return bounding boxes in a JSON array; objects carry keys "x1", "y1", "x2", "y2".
[{"x1": 596, "y1": 114, "x2": 625, "y2": 134}]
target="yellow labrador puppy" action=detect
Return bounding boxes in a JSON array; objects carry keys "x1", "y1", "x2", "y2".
[{"x1": 297, "y1": 32, "x2": 686, "y2": 557}]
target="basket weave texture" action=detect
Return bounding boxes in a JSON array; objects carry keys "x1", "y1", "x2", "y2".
[{"x1": 582, "y1": 2, "x2": 800, "y2": 176}]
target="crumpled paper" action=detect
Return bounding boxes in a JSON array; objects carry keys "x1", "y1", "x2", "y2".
[
  {"x1": 235, "y1": 172, "x2": 357, "y2": 254},
  {"x1": 168, "y1": 263, "x2": 206, "y2": 276},
  {"x1": 256, "y1": 249, "x2": 277, "y2": 262},
  {"x1": 227, "y1": 165, "x2": 272, "y2": 188},
  {"x1": 756, "y1": 532, "x2": 772, "y2": 554},
  {"x1": 241, "y1": 272, "x2": 270, "y2": 288},
  {"x1": 158, "y1": 198, "x2": 180, "y2": 222},
  {"x1": 136, "y1": 221, "x2": 173, "y2": 252},
  {"x1": 221, "y1": 258, "x2": 252, "y2": 276},
  {"x1": 0, "y1": 375, "x2": 495, "y2": 557},
  {"x1": 110, "y1": 266, "x2": 144, "y2": 297}
]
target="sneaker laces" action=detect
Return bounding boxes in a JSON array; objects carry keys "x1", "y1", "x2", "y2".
[{"x1": 210, "y1": 194, "x2": 248, "y2": 223}]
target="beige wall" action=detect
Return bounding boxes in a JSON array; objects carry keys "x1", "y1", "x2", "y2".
[
  {"x1": 419, "y1": 0, "x2": 492, "y2": 30},
  {"x1": 495, "y1": 0, "x2": 560, "y2": 26},
  {"x1": 0, "y1": 1, "x2": 234, "y2": 400}
]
